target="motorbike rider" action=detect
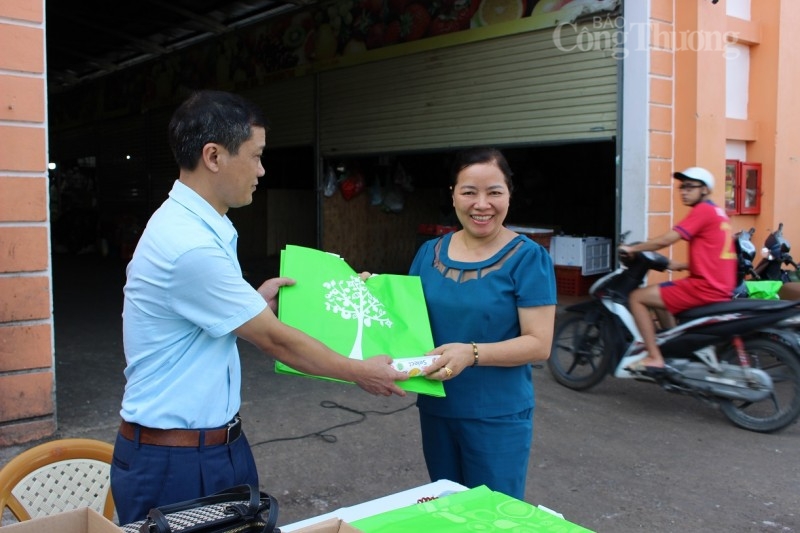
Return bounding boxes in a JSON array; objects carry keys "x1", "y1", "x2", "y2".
[{"x1": 618, "y1": 167, "x2": 737, "y2": 375}]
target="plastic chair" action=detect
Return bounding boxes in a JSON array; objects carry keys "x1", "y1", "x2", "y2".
[{"x1": 0, "y1": 438, "x2": 115, "y2": 526}]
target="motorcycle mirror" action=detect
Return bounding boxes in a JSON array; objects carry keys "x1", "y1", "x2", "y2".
[
  {"x1": 766, "y1": 222, "x2": 791, "y2": 255},
  {"x1": 738, "y1": 239, "x2": 756, "y2": 257}
]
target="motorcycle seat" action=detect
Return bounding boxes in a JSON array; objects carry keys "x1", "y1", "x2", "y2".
[{"x1": 676, "y1": 298, "x2": 799, "y2": 320}]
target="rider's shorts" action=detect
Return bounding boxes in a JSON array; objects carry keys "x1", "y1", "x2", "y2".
[{"x1": 659, "y1": 278, "x2": 731, "y2": 315}]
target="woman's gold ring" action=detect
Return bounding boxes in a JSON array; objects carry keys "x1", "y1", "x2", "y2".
[{"x1": 443, "y1": 366, "x2": 453, "y2": 378}]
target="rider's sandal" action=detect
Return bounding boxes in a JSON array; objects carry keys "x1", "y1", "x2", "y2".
[
  {"x1": 624, "y1": 361, "x2": 667, "y2": 377},
  {"x1": 623, "y1": 360, "x2": 648, "y2": 373}
]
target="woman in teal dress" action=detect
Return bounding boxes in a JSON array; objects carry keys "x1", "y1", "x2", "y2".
[{"x1": 411, "y1": 147, "x2": 557, "y2": 499}]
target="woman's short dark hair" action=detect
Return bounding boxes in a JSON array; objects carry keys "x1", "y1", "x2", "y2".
[
  {"x1": 449, "y1": 147, "x2": 514, "y2": 194},
  {"x1": 168, "y1": 90, "x2": 269, "y2": 171}
]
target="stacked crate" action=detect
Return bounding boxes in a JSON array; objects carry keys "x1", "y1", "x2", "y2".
[{"x1": 550, "y1": 236, "x2": 612, "y2": 296}]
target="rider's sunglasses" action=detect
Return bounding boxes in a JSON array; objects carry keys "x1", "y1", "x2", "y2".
[{"x1": 678, "y1": 183, "x2": 704, "y2": 190}]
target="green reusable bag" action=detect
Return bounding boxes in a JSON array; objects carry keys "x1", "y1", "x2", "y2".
[
  {"x1": 745, "y1": 280, "x2": 783, "y2": 300},
  {"x1": 276, "y1": 245, "x2": 444, "y2": 397},
  {"x1": 351, "y1": 485, "x2": 594, "y2": 532}
]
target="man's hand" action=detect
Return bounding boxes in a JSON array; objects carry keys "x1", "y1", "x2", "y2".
[
  {"x1": 618, "y1": 244, "x2": 636, "y2": 261},
  {"x1": 256, "y1": 277, "x2": 296, "y2": 314},
  {"x1": 351, "y1": 356, "x2": 408, "y2": 397}
]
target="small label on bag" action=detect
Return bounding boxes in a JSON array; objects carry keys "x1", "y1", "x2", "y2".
[{"x1": 391, "y1": 356, "x2": 439, "y2": 376}]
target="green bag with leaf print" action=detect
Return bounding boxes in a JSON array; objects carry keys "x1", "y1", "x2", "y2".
[{"x1": 275, "y1": 245, "x2": 444, "y2": 397}]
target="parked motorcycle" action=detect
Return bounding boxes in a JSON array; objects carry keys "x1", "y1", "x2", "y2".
[
  {"x1": 732, "y1": 227, "x2": 758, "y2": 299},
  {"x1": 734, "y1": 223, "x2": 800, "y2": 301},
  {"x1": 754, "y1": 222, "x2": 799, "y2": 282},
  {"x1": 752, "y1": 223, "x2": 800, "y2": 300},
  {"x1": 547, "y1": 245, "x2": 800, "y2": 432}
]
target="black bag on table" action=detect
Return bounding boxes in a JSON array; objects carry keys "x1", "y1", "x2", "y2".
[{"x1": 120, "y1": 484, "x2": 279, "y2": 533}]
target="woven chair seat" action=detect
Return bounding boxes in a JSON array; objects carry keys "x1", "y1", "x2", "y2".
[
  {"x1": 0, "y1": 438, "x2": 115, "y2": 525},
  {"x1": 12, "y1": 459, "x2": 111, "y2": 518}
]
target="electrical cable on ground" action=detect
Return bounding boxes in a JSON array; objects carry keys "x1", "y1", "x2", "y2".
[{"x1": 249, "y1": 400, "x2": 416, "y2": 448}]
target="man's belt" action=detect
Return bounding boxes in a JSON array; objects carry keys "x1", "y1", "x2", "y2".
[{"x1": 119, "y1": 416, "x2": 242, "y2": 447}]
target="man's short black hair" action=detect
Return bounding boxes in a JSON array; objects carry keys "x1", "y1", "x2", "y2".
[{"x1": 168, "y1": 90, "x2": 269, "y2": 171}]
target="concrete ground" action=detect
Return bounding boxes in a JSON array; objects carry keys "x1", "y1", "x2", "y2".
[{"x1": 2, "y1": 252, "x2": 799, "y2": 532}]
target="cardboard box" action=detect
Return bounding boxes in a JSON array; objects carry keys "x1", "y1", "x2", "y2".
[
  {"x1": 290, "y1": 517, "x2": 364, "y2": 533},
  {"x1": 2, "y1": 508, "x2": 124, "y2": 532}
]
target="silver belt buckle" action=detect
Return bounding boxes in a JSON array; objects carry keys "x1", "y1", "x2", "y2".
[{"x1": 226, "y1": 416, "x2": 241, "y2": 444}]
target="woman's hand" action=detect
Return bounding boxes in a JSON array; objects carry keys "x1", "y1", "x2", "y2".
[
  {"x1": 422, "y1": 343, "x2": 473, "y2": 381},
  {"x1": 422, "y1": 306, "x2": 555, "y2": 378}
]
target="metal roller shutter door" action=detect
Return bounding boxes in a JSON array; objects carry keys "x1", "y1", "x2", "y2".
[{"x1": 319, "y1": 21, "x2": 618, "y2": 156}]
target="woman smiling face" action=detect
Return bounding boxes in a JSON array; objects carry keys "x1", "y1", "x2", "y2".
[{"x1": 452, "y1": 159, "x2": 511, "y2": 240}]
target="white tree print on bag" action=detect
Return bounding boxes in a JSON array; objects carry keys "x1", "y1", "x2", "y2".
[{"x1": 323, "y1": 275, "x2": 393, "y2": 360}]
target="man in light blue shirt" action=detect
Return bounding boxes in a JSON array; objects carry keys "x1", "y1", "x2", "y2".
[{"x1": 111, "y1": 90, "x2": 408, "y2": 524}]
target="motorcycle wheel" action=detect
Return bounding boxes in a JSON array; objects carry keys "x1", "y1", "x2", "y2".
[
  {"x1": 548, "y1": 313, "x2": 612, "y2": 391},
  {"x1": 718, "y1": 337, "x2": 800, "y2": 433}
]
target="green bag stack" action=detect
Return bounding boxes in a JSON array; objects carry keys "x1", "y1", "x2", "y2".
[{"x1": 352, "y1": 485, "x2": 594, "y2": 532}]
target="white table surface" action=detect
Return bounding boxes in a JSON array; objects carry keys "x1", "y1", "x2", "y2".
[{"x1": 280, "y1": 479, "x2": 468, "y2": 532}]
